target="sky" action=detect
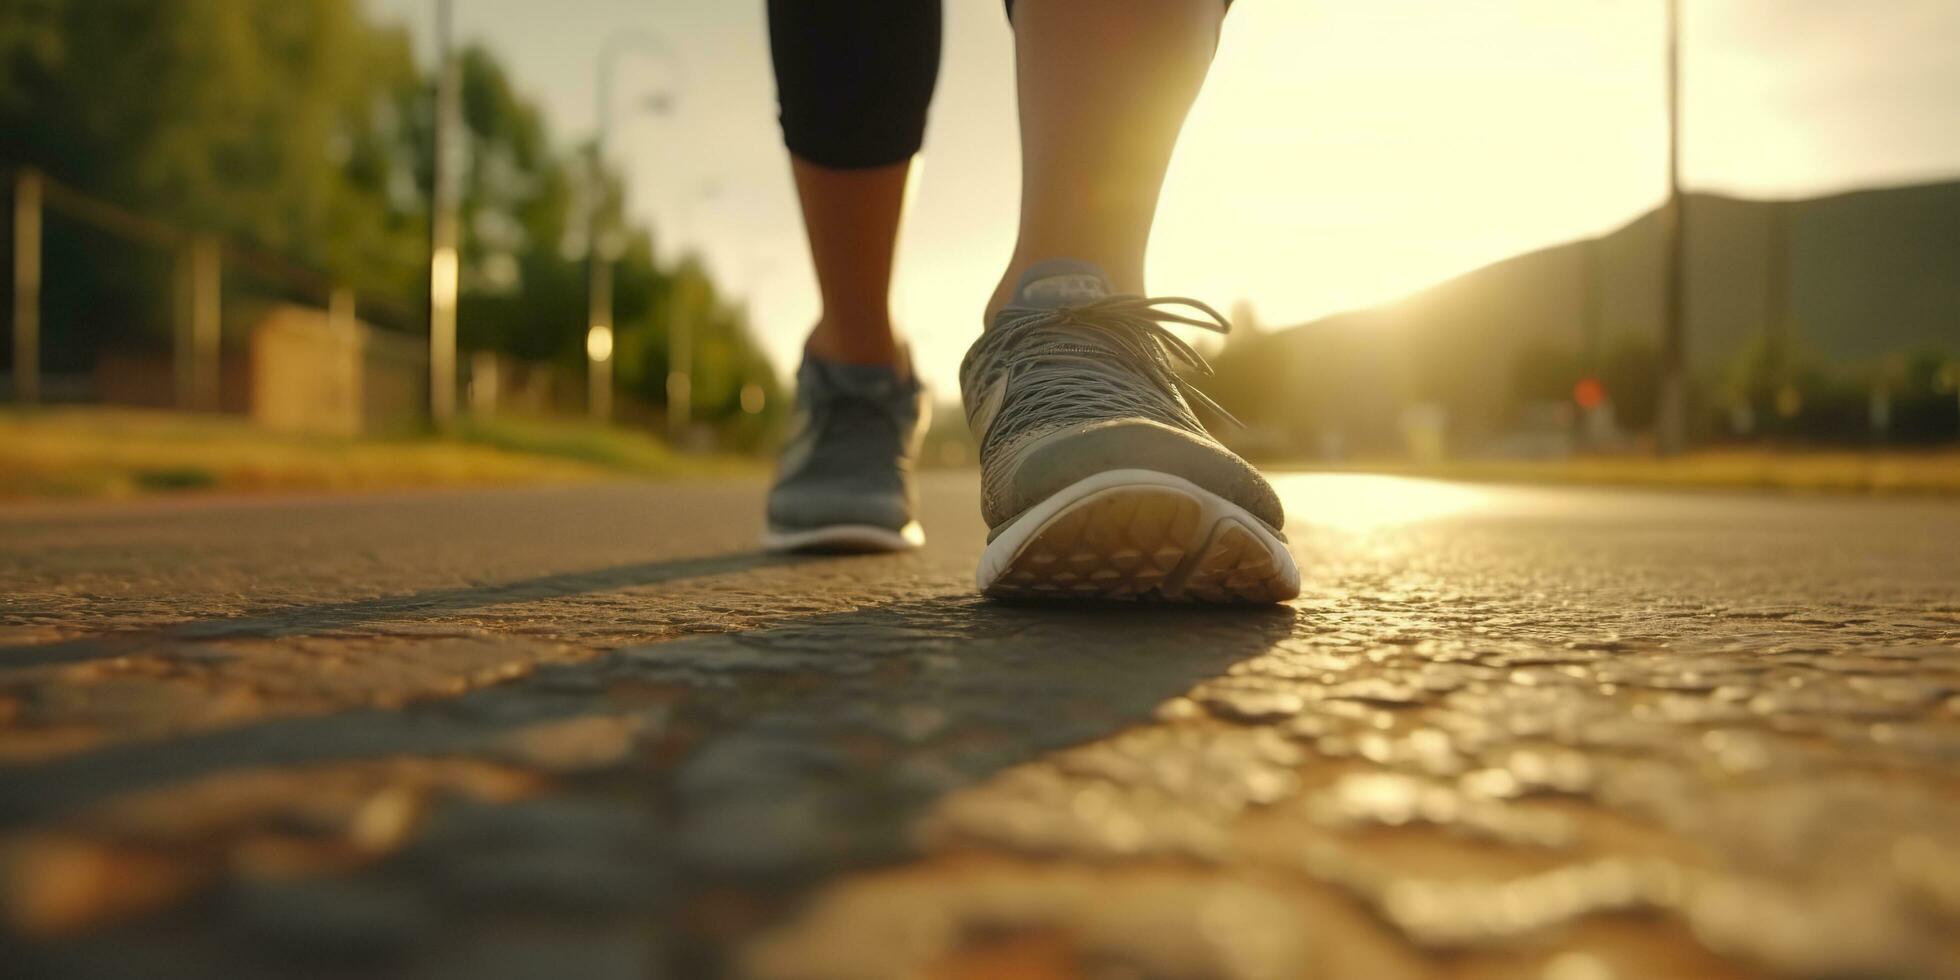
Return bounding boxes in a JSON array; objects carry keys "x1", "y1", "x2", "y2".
[{"x1": 366, "y1": 0, "x2": 1960, "y2": 389}]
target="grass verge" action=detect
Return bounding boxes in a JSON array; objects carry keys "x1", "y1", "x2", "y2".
[
  {"x1": 1276, "y1": 450, "x2": 1960, "y2": 495},
  {"x1": 0, "y1": 408, "x2": 751, "y2": 501}
]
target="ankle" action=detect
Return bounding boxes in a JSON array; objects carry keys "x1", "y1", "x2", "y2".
[
  {"x1": 805, "y1": 318, "x2": 906, "y2": 373},
  {"x1": 983, "y1": 279, "x2": 1017, "y2": 327},
  {"x1": 986, "y1": 251, "x2": 1145, "y2": 323}
]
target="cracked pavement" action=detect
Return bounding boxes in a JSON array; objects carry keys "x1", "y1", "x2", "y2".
[{"x1": 1, "y1": 473, "x2": 1956, "y2": 979}]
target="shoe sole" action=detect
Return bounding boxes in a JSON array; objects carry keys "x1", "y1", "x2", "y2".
[
  {"x1": 977, "y1": 469, "x2": 1300, "y2": 603},
  {"x1": 763, "y1": 521, "x2": 925, "y2": 555}
]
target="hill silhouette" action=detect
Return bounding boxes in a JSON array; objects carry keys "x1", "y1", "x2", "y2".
[{"x1": 1212, "y1": 178, "x2": 1960, "y2": 453}]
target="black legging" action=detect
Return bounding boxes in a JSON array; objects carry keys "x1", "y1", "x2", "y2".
[{"x1": 768, "y1": 0, "x2": 1229, "y2": 170}]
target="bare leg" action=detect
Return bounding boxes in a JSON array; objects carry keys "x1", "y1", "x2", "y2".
[
  {"x1": 792, "y1": 157, "x2": 912, "y2": 372},
  {"x1": 987, "y1": 0, "x2": 1223, "y2": 321}
]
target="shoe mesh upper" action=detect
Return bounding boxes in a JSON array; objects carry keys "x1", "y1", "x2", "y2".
[
  {"x1": 767, "y1": 356, "x2": 924, "y2": 531},
  {"x1": 959, "y1": 295, "x2": 1240, "y2": 524}
]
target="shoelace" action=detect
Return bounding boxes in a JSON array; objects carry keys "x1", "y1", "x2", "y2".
[
  {"x1": 982, "y1": 294, "x2": 1242, "y2": 436},
  {"x1": 805, "y1": 361, "x2": 917, "y2": 437}
]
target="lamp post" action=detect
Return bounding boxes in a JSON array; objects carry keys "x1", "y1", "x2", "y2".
[
  {"x1": 428, "y1": 0, "x2": 460, "y2": 431},
  {"x1": 587, "y1": 32, "x2": 680, "y2": 424}
]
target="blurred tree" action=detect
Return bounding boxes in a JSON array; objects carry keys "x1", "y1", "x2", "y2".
[
  {"x1": 1600, "y1": 334, "x2": 1661, "y2": 432},
  {"x1": 0, "y1": 0, "x2": 780, "y2": 435},
  {"x1": 0, "y1": 0, "x2": 63, "y2": 117},
  {"x1": 450, "y1": 44, "x2": 581, "y2": 361},
  {"x1": 1, "y1": 0, "x2": 426, "y2": 298},
  {"x1": 1508, "y1": 340, "x2": 1580, "y2": 407},
  {"x1": 1892, "y1": 350, "x2": 1960, "y2": 444},
  {"x1": 1711, "y1": 330, "x2": 1959, "y2": 445}
]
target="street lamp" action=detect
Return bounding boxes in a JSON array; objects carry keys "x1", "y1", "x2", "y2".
[
  {"x1": 428, "y1": 0, "x2": 461, "y2": 430},
  {"x1": 587, "y1": 31, "x2": 682, "y2": 424},
  {"x1": 585, "y1": 321, "x2": 615, "y2": 420}
]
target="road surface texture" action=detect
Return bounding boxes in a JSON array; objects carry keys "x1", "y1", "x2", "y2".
[{"x1": 1, "y1": 473, "x2": 1955, "y2": 979}]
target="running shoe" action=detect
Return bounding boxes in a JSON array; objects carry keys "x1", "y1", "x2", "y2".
[
  {"x1": 764, "y1": 352, "x2": 928, "y2": 553},
  {"x1": 959, "y1": 259, "x2": 1299, "y2": 601}
]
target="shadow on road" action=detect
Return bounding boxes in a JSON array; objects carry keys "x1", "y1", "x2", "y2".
[
  {"x1": 0, "y1": 550, "x2": 814, "y2": 669},
  {"x1": 2, "y1": 559, "x2": 1304, "y2": 975},
  {"x1": 0, "y1": 589, "x2": 1297, "y2": 844}
]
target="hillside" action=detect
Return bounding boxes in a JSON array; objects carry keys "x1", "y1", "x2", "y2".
[{"x1": 1213, "y1": 178, "x2": 1960, "y2": 451}]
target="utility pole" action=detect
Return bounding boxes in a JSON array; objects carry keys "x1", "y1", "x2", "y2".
[
  {"x1": 427, "y1": 0, "x2": 460, "y2": 431},
  {"x1": 11, "y1": 168, "x2": 40, "y2": 406},
  {"x1": 1656, "y1": 0, "x2": 1688, "y2": 455}
]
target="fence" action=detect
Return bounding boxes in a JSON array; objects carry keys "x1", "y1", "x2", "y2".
[
  {"x1": 5, "y1": 166, "x2": 422, "y2": 413},
  {"x1": 2, "y1": 166, "x2": 632, "y2": 436}
]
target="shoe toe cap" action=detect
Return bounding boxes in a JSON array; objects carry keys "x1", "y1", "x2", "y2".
[
  {"x1": 988, "y1": 419, "x2": 1284, "y2": 531},
  {"x1": 767, "y1": 482, "x2": 913, "y2": 533}
]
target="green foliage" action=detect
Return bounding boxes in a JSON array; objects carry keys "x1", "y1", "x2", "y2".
[
  {"x1": 2, "y1": 0, "x2": 427, "y2": 297},
  {"x1": 1508, "y1": 341, "x2": 1580, "y2": 407},
  {"x1": 1599, "y1": 335, "x2": 1660, "y2": 431},
  {"x1": 1716, "y1": 330, "x2": 1958, "y2": 444},
  {"x1": 1, "y1": 0, "x2": 781, "y2": 438}
]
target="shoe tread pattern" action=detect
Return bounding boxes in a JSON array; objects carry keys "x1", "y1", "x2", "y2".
[{"x1": 987, "y1": 487, "x2": 1297, "y2": 604}]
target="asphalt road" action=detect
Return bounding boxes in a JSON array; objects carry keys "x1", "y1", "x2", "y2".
[{"x1": 1, "y1": 473, "x2": 1955, "y2": 979}]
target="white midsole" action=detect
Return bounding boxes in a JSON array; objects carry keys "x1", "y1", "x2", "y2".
[
  {"x1": 763, "y1": 521, "x2": 925, "y2": 554},
  {"x1": 976, "y1": 468, "x2": 1298, "y2": 594}
]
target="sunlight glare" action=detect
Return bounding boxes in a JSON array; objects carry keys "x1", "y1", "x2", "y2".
[{"x1": 1271, "y1": 473, "x2": 1490, "y2": 533}]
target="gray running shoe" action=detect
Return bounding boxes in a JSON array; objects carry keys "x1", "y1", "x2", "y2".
[
  {"x1": 959, "y1": 259, "x2": 1299, "y2": 602},
  {"x1": 764, "y1": 353, "x2": 929, "y2": 553}
]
